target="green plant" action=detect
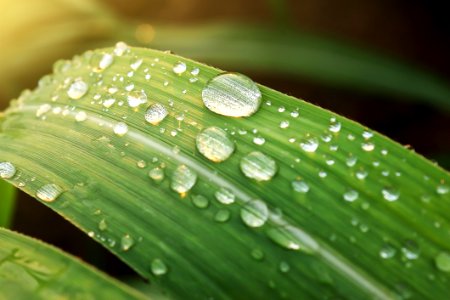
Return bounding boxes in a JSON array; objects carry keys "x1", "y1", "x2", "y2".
[{"x1": 0, "y1": 45, "x2": 449, "y2": 299}]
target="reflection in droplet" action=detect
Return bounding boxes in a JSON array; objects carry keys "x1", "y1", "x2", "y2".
[{"x1": 36, "y1": 183, "x2": 63, "y2": 202}]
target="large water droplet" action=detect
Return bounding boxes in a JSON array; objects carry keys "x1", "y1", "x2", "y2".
[
  {"x1": 240, "y1": 200, "x2": 269, "y2": 228},
  {"x1": 435, "y1": 252, "x2": 450, "y2": 272},
  {"x1": 240, "y1": 151, "x2": 277, "y2": 181},
  {"x1": 0, "y1": 162, "x2": 16, "y2": 179},
  {"x1": 291, "y1": 180, "x2": 309, "y2": 193},
  {"x1": 196, "y1": 127, "x2": 235, "y2": 162},
  {"x1": 67, "y1": 79, "x2": 88, "y2": 99},
  {"x1": 145, "y1": 103, "x2": 168, "y2": 125},
  {"x1": 382, "y1": 187, "x2": 400, "y2": 202},
  {"x1": 121, "y1": 234, "x2": 135, "y2": 251},
  {"x1": 173, "y1": 61, "x2": 187, "y2": 75},
  {"x1": 267, "y1": 225, "x2": 319, "y2": 253},
  {"x1": 201, "y1": 73, "x2": 262, "y2": 117},
  {"x1": 214, "y1": 187, "x2": 235, "y2": 205},
  {"x1": 127, "y1": 90, "x2": 147, "y2": 108},
  {"x1": 113, "y1": 122, "x2": 128, "y2": 136},
  {"x1": 36, "y1": 183, "x2": 63, "y2": 202},
  {"x1": 379, "y1": 243, "x2": 396, "y2": 259},
  {"x1": 170, "y1": 165, "x2": 197, "y2": 194},
  {"x1": 151, "y1": 258, "x2": 168, "y2": 276},
  {"x1": 300, "y1": 136, "x2": 319, "y2": 153}
]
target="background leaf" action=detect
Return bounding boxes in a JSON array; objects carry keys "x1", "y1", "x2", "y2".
[
  {"x1": 0, "y1": 180, "x2": 16, "y2": 228},
  {"x1": 0, "y1": 46, "x2": 449, "y2": 299},
  {"x1": 0, "y1": 227, "x2": 147, "y2": 300}
]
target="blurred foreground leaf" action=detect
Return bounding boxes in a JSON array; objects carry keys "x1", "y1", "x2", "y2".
[
  {"x1": 0, "y1": 45, "x2": 449, "y2": 299},
  {"x1": 0, "y1": 227, "x2": 147, "y2": 300}
]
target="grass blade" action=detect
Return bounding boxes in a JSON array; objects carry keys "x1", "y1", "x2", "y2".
[
  {"x1": 0, "y1": 45, "x2": 449, "y2": 299},
  {"x1": 0, "y1": 180, "x2": 16, "y2": 228},
  {"x1": 0, "y1": 227, "x2": 147, "y2": 299}
]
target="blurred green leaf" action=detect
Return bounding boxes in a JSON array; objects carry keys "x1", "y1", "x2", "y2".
[
  {"x1": 0, "y1": 227, "x2": 148, "y2": 300},
  {"x1": 150, "y1": 23, "x2": 450, "y2": 110},
  {"x1": 0, "y1": 180, "x2": 16, "y2": 228},
  {"x1": 0, "y1": 46, "x2": 449, "y2": 299}
]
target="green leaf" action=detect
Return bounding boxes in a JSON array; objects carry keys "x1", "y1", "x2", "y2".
[
  {"x1": 150, "y1": 23, "x2": 450, "y2": 110},
  {"x1": 0, "y1": 179, "x2": 16, "y2": 228},
  {"x1": 0, "y1": 227, "x2": 147, "y2": 300},
  {"x1": 0, "y1": 45, "x2": 449, "y2": 299}
]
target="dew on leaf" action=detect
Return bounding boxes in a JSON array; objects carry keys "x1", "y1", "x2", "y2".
[
  {"x1": 148, "y1": 167, "x2": 165, "y2": 182},
  {"x1": 214, "y1": 187, "x2": 235, "y2": 205},
  {"x1": 196, "y1": 126, "x2": 235, "y2": 162},
  {"x1": 173, "y1": 61, "x2": 187, "y2": 75},
  {"x1": 201, "y1": 72, "x2": 262, "y2": 117},
  {"x1": 127, "y1": 90, "x2": 147, "y2": 108},
  {"x1": 435, "y1": 252, "x2": 450, "y2": 272},
  {"x1": 191, "y1": 194, "x2": 209, "y2": 209},
  {"x1": 67, "y1": 79, "x2": 88, "y2": 99},
  {"x1": 0, "y1": 162, "x2": 16, "y2": 179},
  {"x1": 382, "y1": 187, "x2": 400, "y2": 202},
  {"x1": 379, "y1": 243, "x2": 396, "y2": 259},
  {"x1": 151, "y1": 258, "x2": 168, "y2": 276},
  {"x1": 291, "y1": 180, "x2": 309, "y2": 193},
  {"x1": 170, "y1": 165, "x2": 197, "y2": 194},
  {"x1": 113, "y1": 122, "x2": 128, "y2": 136},
  {"x1": 300, "y1": 136, "x2": 319, "y2": 153},
  {"x1": 240, "y1": 200, "x2": 269, "y2": 228},
  {"x1": 240, "y1": 151, "x2": 277, "y2": 181},
  {"x1": 145, "y1": 103, "x2": 168, "y2": 125},
  {"x1": 121, "y1": 234, "x2": 135, "y2": 251},
  {"x1": 214, "y1": 209, "x2": 231, "y2": 222},
  {"x1": 343, "y1": 190, "x2": 359, "y2": 202},
  {"x1": 36, "y1": 183, "x2": 63, "y2": 202}
]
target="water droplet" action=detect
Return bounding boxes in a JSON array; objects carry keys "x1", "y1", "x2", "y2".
[
  {"x1": 240, "y1": 151, "x2": 277, "y2": 181},
  {"x1": 279, "y1": 261, "x2": 290, "y2": 273},
  {"x1": 113, "y1": 122, "x2": 128, "y2": 136},
  {"x1": 382, "y1": 187, "x2": 400, "y2": 202},
  {"x1": 173, "y1": 61, "x2": 187, "y2": 75},
  {"x1": 436, "y1": 184, "x2": 449, "y2": 195},
  {"x1": 0, "y1": 162, "x2": 16, "y2": 179},
  {"x1": 240, "y1": 200, "x2": 269, "y2": 228},
  {"x1": 300, "y1": 136, "x2": 319, "y2": 153},
  {"x1": 121, "y1": 234, "x2": 135, "y2": 251},
  {"x1": 114, "y1": 41, "x2": 129, "y2": 56},
  {"x1": 75, "y1": 111, "x2": 87, "y2": 122},
  {"x1": 191, "y1": 194, "x2": 209, "y2": 208},
  {"x1": 145, "y1": 103, "x2": 168, "y2": 125},
  {"x1": 379, "y1": 243, "x2": 396, "y2": 259},
  {"x1": 127, "y1": 90, "x2": 147, "y2": 108},
  {"x1": 356, "y1": 169, "x2": 368, "y2": 180},
  {"x1": 103, "y1": 98, "x2": 116, "y2": 108},
  {"x1": 99, "y1": 53, "x2": 113, "y2": 70},
  {"x1": 343, "y1": 190, "x2": 359, "y2": 202},
  {"x1": 67, "y1": 79, "x2": 88, "y2": 99},
  {"x1": 290, "y1": 110, "x2": 299, "y2": 118},
  {"x1": 253, "y1": 136, "x2": 265, "y2": 145},
  {"x1": 98, "y1": 219, "x2": 108, "y2": 231},
  {"x1": 362, "y1": 142, "x2": 375, "y2": 152},
  {"x1": 201, "y1": 72, "x2": 262, "y2": 117},
  {"x1": 251, "y1": 249, "x2": 264, "y2": 260},
  {"x1": 190, "y1": 67, "x2": 200, "y2": 76},
  {"x1": 267, "y1": 225, "x2": 319, "y2": 253},
  {"x1": 151, "y1": 258, "x2": 168, "y2": 276},
  {"x1": 214, "y1": 209, "x2": 231, "y2": 222},
  {"x1": 130, "y1": 58, "x2": 143, "y2": 71},
  {"x1": 170, "y1": 165, "x2": 197, "y2": 194},
  {"x1": 36, "y1": 104, "x2": 52, "y2": 117},
  {"x1": 291, "y1": 180, "x2": 309, "y2": 193},
  {"x1": 279, "y1": 120, "x2": 289, "y2": 129},
  {"x1": 362, "y1": 131, "x2": 374, "y2": 139},
  {"x1": 196, "y1": 127, "x2": 235, "y2": 162},
  {"x1": 346, "y1": 155, "x2": 357, "y2": 167},
  {"x1": 214, "y1": 187, "x2": 235, "y2": 205},
  {"x1": 435, "y1": 252, "x2": 450, "y2": 272},
  {"x1": 329, "y1": 118, "x2": 341, "y2": 133},
  {"x1": 136, "y1": 160, "x2": 147, "y2": 168},
  {"x1": 401, "y1": 240, "x2": 420, "y2": 260},
  {"x1": 36, "y1": 183, "x2": 63, "y2": 202},
  {"x1": 149, "y1": 167, "x2": 165, "y2": 182}
]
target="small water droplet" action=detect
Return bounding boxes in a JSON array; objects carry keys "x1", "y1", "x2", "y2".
[
  {"x1": 300, "y1": 136, "x2": 319, "y2": 153},
  {"x1": 173, "y1": 61, "x2": 187, "y2": 75},
  {"x1": 170, "y1": 165, "x2": 197, "y2": 194},
  {"x1": 214, "y1": 209, "x2": 231, "y2": 222},
  {"x1": 121, "y1": 234, "x2": 135, "y2": 251},
  {"x1": 279, "y1": 120, "x2": 289, "y2": 129},
  {"x1": 113, "y1": 122, "x2": 128, "y2": 136},
  {"x1": 382, "y1": 187, "x2": 400, "y2": 202},
  {"x1": 362, "y1": 142, "x2": 375, "y2": 152},
  {"x1": 251, "y1": 249, "x2": 264, "y2": 260},
  {"x1": 67, "y1": 79, "x2": 88, "y2": 99},
  {"x1": 130, "y1": 58, "x2": 143, "y2": 71},
  {"x1": 290, "y1": 110, "x2": 299, "y2": 118},
  {"x1": 214, "y1": 187, "x2": 235, "y2": 205},
  {"x1": 201, "y1": 73, "x2": 262, "y2": 117},
  {"x1": 362, "y1": 131, "x2": 374, "y2": 139},
  {"x1": 240, "y1": 151, "x2": 277, "y2": 181},
  {"x1": 75, "y1": 111, "x2": 87, "y2": 122},
  {"x1": 196, "y1": 127, "x2": 235, "y2": 162},
  {"x1": 291, "y1": 180, "x2": 309, "y2": 193},
  {"x1": 346, "y1": 155, "x2": 357, "y2": 167},
  {"x1": 435, "y1": 252, "x2": 450, "y2": 272},
  {"x1": 279, "y1": 261, "x2": 290, "y2": 273},
  {"x1": 103, "y1": 98, "x2": 116, "y2": 108},
  {"x1": 148, "y1": 167, "x2": 165, "y2": 182},
  {"x1": 379, "y1": 243, "x2": 396, "y2": 259},
  {"x1": 136, "y1": 160, "x2": 147, "y2": 168},
  {"x1": 191, "y1": 194, "x2": 209, "y2": 208},
  {"x1": 356, "y1": 169, "x2": 368, "y2": 180},
  {"x1": 343, "y1": 190, "x2": 359, "y2": 202},
  {"x1": 98, "y1": 219, "x2": 108, "y2": 231},
  {"x1": 401, "y1": 240, "x2": 420, "y2": 260},
  {"x1": 99, "y1": 53, "x2": 113, "y2": 70},
  {"x1": 267, "y1": 225, "x2": 319, "y2": 253},
  {"x1": 329, "y1": 118, "x2": 341, "y2": 133},
  {"x1": 36, "y1": 104, "x2": 52, "y2": 117},
  {"x1": 36, "y1": 183, "x2": 63, "y2": 202},
  {"x1": 0, "y1": 162, "x2": 16, "y2": 179},
  {"x1": 145, "y1": 103, "x2": 168, "y2": 125},
  {"x1": 151, "y1": 258, "x2": 168, "y2": 276},
  {"x1": 253, "y1": 136, "x2": 265, "y2": 145},
  {"x1": 240, "y1": 200, "x2": 269, "y2": 228},
  {"x1": 114, "y1": 42, "x2": 129, "y2": 56},
  {"x1": 127, "y1": 90, "x2": 147, "y2": 108},
  {"x1": 436, "y1": 184, "x2": 449, "y2": 195}
]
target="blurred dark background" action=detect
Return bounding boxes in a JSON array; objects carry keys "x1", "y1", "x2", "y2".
[{"x1": 2, "y1": 0, "x2": 449, "y2": 279}]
